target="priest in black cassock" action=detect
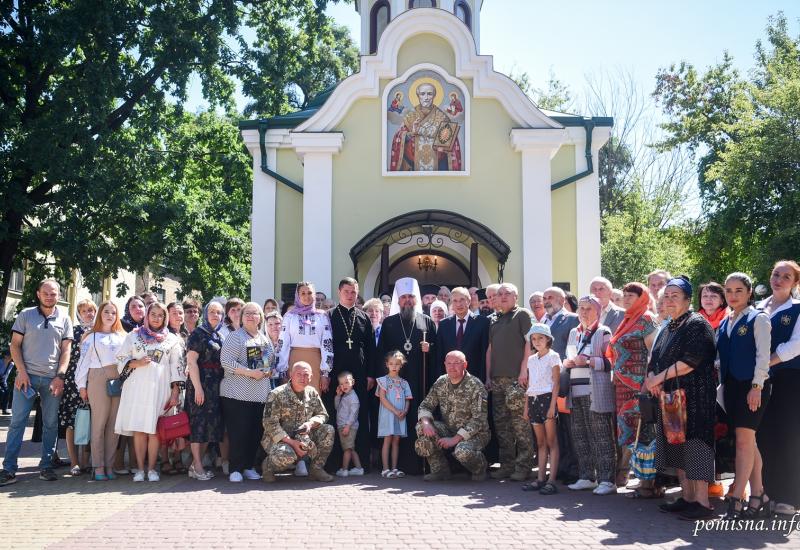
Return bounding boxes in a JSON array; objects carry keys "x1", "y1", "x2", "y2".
[
  {"x1": 372, "y1": 277, "x2": 437, "y2": 475},
  {"x1": 325, "y1": 277, "x2": 376, "y2": 473}
]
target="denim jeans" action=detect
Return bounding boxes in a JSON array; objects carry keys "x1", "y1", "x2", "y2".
[{"x1": 3, "y1": 375, "x2": 61, "y2": 473}]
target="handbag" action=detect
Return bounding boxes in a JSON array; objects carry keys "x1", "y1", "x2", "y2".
[
  {"x1": 157, "y1": 409, "x2": 191, "y2": 444},
  {"x1": 659, "y1": 363, "x2": 687, "y2": 444},
  {"x1": 629, "y1": 418, "x2": 656, "y2": 480},
  {"x1": 74, "y1": 406, "x2": 91, "y2": 445},
  {"x1": 92, "y1": 334, "x2": 125, "y2": 397}
]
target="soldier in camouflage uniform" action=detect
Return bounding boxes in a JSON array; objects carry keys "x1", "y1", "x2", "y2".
[
  {"x1": 415, "y1": 351, "x2": 490, "y2": 481},
  {"x1": 261, "y1": 362, "x2": 335, "y2": 482}
]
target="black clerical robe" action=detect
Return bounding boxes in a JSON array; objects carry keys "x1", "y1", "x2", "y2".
[
  {"x1": 372, "y1": 311, "x2": 437, "y2": 475},
  {"x1": 326, "y1": 304, "x2": 376, "y2": 471}
]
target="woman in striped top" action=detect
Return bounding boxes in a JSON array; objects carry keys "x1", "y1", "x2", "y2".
[{"x1": 220, "y1": 302, "x2": 274, "y2": 483}]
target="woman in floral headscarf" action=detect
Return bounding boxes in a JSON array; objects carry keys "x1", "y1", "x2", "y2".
[
  {"x1": 115, "y1": 302, "x2": 185, "y2": 482},
  {"x1": 276, "y1": 282, "x2": 334, "y2": 392},
  {"x1": 606, "y1": 283, "x2": 658, "y2": 494}
]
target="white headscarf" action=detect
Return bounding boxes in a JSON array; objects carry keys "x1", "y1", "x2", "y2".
[
  {"x1": 389, "y1": 277, "x2": 423, "y2": 316},
  {"x1": 429, "y1": 300, "x2": 448, "y2": 318}
]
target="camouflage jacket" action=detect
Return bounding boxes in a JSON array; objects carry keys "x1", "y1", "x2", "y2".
[
  {"x1": 262, "y1": 383, "x2": 329, "y2": 444},
  {"x1": 418, "y1": 373, "x2": 489, "y2": 442}
]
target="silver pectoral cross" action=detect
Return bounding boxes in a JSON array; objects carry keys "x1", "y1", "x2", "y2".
[{"x1": 346, "y1": 337, "x2": 353, "y2": 349}]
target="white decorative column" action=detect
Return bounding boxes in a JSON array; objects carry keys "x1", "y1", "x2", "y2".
[
  {"x1": 575, "y1": 126, "x2": 611, "y2": 294},
  {"x1": 241, "y1": 129, "x2": 277, "y2": 306},
  {"x1": 511, "y1": 129, "x2": 567, "y2": 302},
  {"x1": 291, "y1": 132, "x2": 345, "y2": 297}
]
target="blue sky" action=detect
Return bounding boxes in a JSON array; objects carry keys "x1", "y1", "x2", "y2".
[{"x1": 188, "y1": 2, "x2": 795, "y2": 114}]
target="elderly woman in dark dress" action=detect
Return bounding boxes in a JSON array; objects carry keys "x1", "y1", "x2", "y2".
[
  {"x1": 644, "y1": 276, "x2": 717, "y2": 520},
  {"x1": 185, "y1": 302, "x2": 226, "y2": 481}
]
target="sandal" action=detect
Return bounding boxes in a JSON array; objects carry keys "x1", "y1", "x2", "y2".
[
  {"x1": 160, "y1": 463, "x2": 177, "y2": 476},
  {"x1": 387, "y1": 470, "x2": 398, "y2": 478},
  {"x1": 722, "y1": 496, "x2": 745, "y2": 520},
  {"x1": 522, "y1": 479, "x2": 544, "y2": 492},
  {"x1": 741, "y1": 493, "x2": 773, "y2": 519},
  {"x1": 626, "y1": 486, "x2": 666, "y2": 499},
  {"x1": 70, "y1": 465, "x2": 82, "y2": 476},
  {"x1": 394, "y1": 469, "x2": 405, "y2": 478},
  {"x1": 381, "y1": 469, "x2": 392, "y2": 478},
  {"x1": 539, "y1": 481, "x2": 558, "y2": 495}
]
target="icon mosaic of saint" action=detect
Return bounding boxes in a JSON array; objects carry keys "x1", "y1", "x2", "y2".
[{"x1": 388, "y1": 77, "x2": 463, "y2": 172}]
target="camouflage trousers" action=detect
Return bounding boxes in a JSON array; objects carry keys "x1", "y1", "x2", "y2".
[
  {"x1": 491, "y1": 376, "x2": 534, "y2": 472},
  {"x1": 415, "y1": 421, "x2": 489, "y2": 475},
  {"x1": 262, "y1": 424, "x2": 335, "y2": 473}
]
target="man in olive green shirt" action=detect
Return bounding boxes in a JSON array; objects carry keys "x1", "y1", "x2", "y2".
[{"x1": 487, "y1": 282, "x2": 534, "y2": 481}]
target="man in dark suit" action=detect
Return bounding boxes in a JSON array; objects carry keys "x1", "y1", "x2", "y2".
[
  {"x1": 543, "y1": 286, "x2": 580, "y2": 485},
  {"x1": 435, "y1": 287, "x2": 490, "y2": 382}
]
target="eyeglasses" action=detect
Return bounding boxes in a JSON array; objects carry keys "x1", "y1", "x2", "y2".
[{"x1": 243, "y1": 312, "x2": 261, "y2": 318}]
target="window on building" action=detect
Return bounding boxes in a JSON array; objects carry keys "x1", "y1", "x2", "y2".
[
  {"x1": 370, "y1": 1, "x2": 391, "y2": 54},
  {"x1": 454, "y1": 0, "x2": 471, "y2": 29},
  {"x1": 409, "y1": 0, "x2": 435, "y2": 7},
  {"x1": 9, "y1": 269, "x2": 24, "y2": 292}
]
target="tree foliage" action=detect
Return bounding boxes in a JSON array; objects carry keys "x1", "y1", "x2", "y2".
[
  {"x1": 653, "y1": 13, "x2": 800, "y2": 284},
  {"x1": 0, "y1": 0, "x2": 354, "y2": 311}
]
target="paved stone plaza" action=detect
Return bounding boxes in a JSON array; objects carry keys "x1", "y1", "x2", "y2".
[{"x1": 1, "y1": 416, "x2": 798, "y2": 550}]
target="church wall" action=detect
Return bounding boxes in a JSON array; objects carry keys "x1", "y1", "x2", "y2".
[
  {"x1": 329, "y1": 90, "x2": 524, "y2": 297},
  {"x1": 273, "y1": 149, "x2": 305, "y2": 297},
  {"x1": 396, "y1": 34, "x2": 456, "y2": 76},
  {"x1": 550, "y1": 145, "x2": 578, "y2": 292}
]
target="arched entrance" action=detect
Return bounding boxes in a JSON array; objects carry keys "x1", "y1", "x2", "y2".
[{"x1": 349, "y1": 210, "x2": 510, "y2": 297}]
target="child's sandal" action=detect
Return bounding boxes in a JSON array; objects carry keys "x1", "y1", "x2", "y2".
[
  {"x1": 381, "y1": 469, "x2": 392, "y2": 478},
  {"x1": 393, "y1": 469, "x2": 405, "y2": 478},
  {"x1": 539, "y1": 482, "x2": 558, "y2": 495},
  {"x1": 522, "y1": 480, "x2": 544, "y2": 492},
  {"x1": 387, "y1": 469, "x2": 398, "y2": 478}
]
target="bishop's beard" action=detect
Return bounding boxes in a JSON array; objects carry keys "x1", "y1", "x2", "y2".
[{"x1": 400, "y1": 305, "x2": 416, "y2": 322}]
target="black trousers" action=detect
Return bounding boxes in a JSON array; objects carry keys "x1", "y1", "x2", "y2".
[{"x1": 221, "y1": 397, "x2": 264, "y2": 474}]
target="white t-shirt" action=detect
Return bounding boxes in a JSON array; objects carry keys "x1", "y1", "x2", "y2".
[{"x1": 526, "y1": 349, "x2": 561, "y2": 396}]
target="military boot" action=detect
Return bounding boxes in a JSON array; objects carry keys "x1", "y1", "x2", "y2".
[
  {"x1": 308, "y1": 466, "x2": 334, "y2": 482},
  {"x1": 423, "y1": 469, "x2": 452, "y2": 482}
]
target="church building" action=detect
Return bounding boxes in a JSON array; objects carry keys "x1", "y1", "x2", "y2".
[{"x1": 239, "y1": 1, "x2": 612, "y2": 303}]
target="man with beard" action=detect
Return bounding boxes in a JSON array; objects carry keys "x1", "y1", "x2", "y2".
[
  {"x1": 325, "y1": 277, "x2": 375, "y2": 473},
  {"x1": 421, "y1": 292, "x2": 437, "y2": 316},
  {"x1": 476, "y1": 288, "x2": 493, "y2": 317},
  {"x1": 373, "y1": 277, "x2": 437, "y2": 475}
]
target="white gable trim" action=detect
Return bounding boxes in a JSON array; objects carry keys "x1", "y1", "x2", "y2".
[{"x1": 294, "y1": 7, "x2": 561, "y2": 133}]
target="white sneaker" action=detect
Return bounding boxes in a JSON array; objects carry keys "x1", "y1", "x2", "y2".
[
  {"x1": 132, "y1": 470, "x2": 145, "y2": 482},
  {"x1": 229, "y1": 471, "x2": 243, "y2": 483},
  {"x1": 294, "y1": 461, "x2": 308, "y2": 477},
  {"x1": 593, "y1": 481, "x2": 617, "y2": 495},
  {"x1": 335, "y1": 468, "x2": 349, "y2": 477},
  {"x1": 147, "y1": 469, "x2": 160, "y2": 482},
  {"x1": 568, "y1": 479, "x2": 598, "y2": 491},
  {"x1": 348, "y1": 467, "x2": 364, "y2": 476},
  {"x1": 243, "y1": 468, "x2": 260, "y2": 480}
]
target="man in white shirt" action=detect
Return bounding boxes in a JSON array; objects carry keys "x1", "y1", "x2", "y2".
[{"x1": 590, "y1": 277, "x2": 625, "y2": 333}]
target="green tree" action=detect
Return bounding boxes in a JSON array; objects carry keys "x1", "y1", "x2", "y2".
[
  {"x1": 0, "y1": 0, "x2": 353, "y2": 312},
  {"x1": 653, "y1": 13, "x2": 799, "y2": 283},
  {"x1": 237, "y1": 2, "x2": 359, "y2": 117},
  {"x1": 509, "y1": 68, "x2": 573, "y2": 112},
  {"x1": 601, "y1": 184, "x2": 695, "y2": 286}
]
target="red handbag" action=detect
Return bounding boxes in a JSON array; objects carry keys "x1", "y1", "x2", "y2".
[{"x1": 157, "y1": 410, "x2": 191, "y2": 444}]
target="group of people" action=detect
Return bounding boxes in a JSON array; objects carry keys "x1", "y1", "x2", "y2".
[{"x1": 1, "y1": 263, "x2": 798, "y2": 524}]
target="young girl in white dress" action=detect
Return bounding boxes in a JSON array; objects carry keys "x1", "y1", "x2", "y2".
[{"x1": 376, "y1": 351, "x2": 413, "y2": 478}]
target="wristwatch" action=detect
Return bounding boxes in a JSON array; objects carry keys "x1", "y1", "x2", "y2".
[
  {"x1": 751, "y1": 383, "x2": 762, "y2": 390},
  {"x1": 56, "y1": 372, "x2": 66, "y2": 380}
]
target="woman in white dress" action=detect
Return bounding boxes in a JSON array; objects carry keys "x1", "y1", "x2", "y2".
[{"x1": 115, "y1": 302, "x2": 184, "y2": 482}]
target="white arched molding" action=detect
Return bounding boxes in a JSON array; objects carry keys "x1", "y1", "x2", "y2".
[
  {"x1": 362, "y1": 236, "x2": 492, "y2": 298},
  {"x1": 381, "y1": 63, "x2": 471, "y2": 176},
  {"x1": 295, "y1": 7, "x2": 561, "y2": 133}
]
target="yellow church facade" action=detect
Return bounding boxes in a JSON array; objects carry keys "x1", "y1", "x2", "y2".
[{"x1": 239, "y1": 2, "x2": 612, "y2": 303}]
